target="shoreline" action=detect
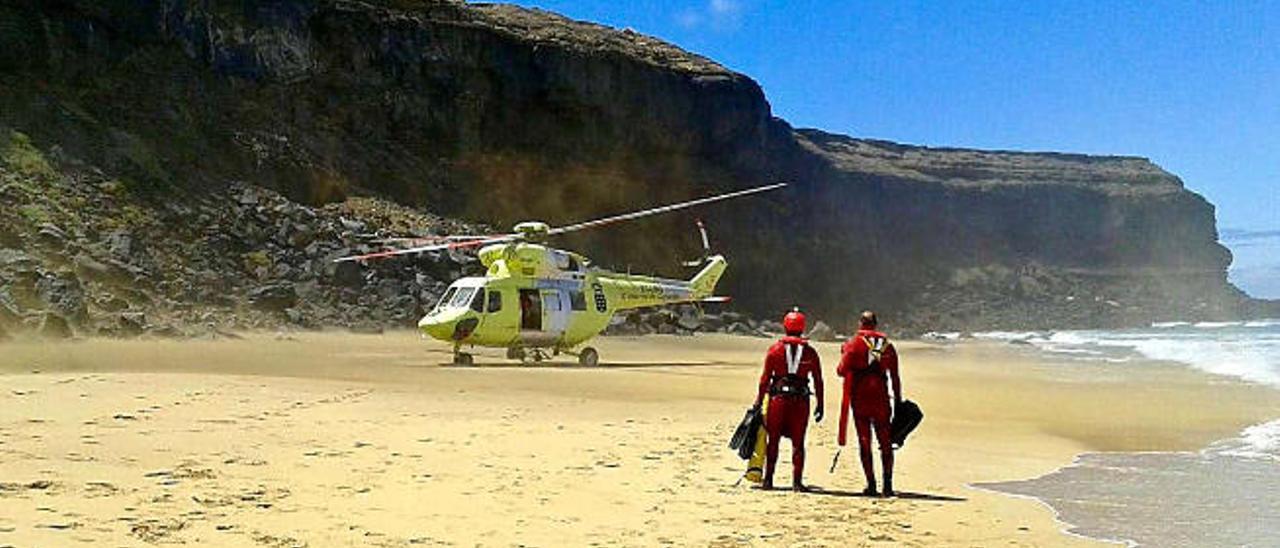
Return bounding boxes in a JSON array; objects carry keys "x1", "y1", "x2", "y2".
[{"x1": 2, "y1": 332, "x2": 1276, "y2": 546}]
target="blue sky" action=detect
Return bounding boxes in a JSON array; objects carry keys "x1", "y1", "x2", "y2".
[{"x1": 506, "y1": 0, "x2": 1279, "y2": 298}]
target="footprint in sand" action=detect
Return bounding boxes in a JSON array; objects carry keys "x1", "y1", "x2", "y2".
[
  {"x1": 252, "y1": 531, "x2": 308, "y2": 548},
  {"x1": 130, "y1": 518, "x2": 187, "y2": 543},
  {"x1": 83, "y1": 481, "x2": 120, "y2": 498},
  {"x1": 0, "y1": 480, "x2": 59, "y2": 497}
]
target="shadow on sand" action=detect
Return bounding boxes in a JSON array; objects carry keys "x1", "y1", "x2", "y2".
[
  {"x1": 766, "y1": 486, "x2": 966, "y2": 502},
  {"x1": 434, "y1": 360, "x2": 731, "y2": 369}
]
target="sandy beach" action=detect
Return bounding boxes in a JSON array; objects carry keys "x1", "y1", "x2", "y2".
[{"x1": 2, "y1": 332, "x2": 1278, "y2": 547}]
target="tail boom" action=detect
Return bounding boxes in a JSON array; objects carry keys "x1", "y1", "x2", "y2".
[{"x1": 597, "y1": 255, "x2": 728, "y2": 312}]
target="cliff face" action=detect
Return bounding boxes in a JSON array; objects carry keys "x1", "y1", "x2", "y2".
[{"x1": 0, "y1": 0, "x2": 1251, "y2": 333}]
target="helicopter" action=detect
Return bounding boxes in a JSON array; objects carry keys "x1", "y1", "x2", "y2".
[{"x1": 335, "y1": 182, "x2": 786, "y2": 366}]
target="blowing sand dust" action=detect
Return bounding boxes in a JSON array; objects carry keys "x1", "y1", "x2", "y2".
[{"x1": 2, "y1": 333, "x2": 1277, "y2": 546}]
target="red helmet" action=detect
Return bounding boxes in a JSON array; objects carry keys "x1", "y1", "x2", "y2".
[{"x1": 782, "y1": 308, "x2": 806, "y2": 335}]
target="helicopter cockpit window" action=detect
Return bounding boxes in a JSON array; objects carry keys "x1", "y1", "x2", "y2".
[
  {"x1": 435, "y1": 287, "x2": 457, "y2": 311},
  {"x1": 450, "y1": 287, "x2": 476, "y2": 309},
  {"x1": 487, "y1": 290, "x2": 502, "y2": 313},
  {"x1": 544, "y1": 291, "x2": 562, "y2": 312},
  {"x1": 469, "y1": 288, "x2": 486, "y2": 313}
]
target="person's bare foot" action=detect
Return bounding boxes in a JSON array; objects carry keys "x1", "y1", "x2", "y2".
[
  {"x1": 792, "y1": 481, "x2": 808, "y2": 493},
  {"x1": 861, "y1": 485, "x2": 878, "y2": 496}
]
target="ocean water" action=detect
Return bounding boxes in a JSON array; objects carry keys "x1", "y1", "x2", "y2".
[{"x1": 972, "y1": 320, "x2": 1280, "y2": 547}]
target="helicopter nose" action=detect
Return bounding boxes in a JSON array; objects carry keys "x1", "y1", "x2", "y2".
[{"x1": 418, "y1": 314, "x2": 454, "y2": 341}]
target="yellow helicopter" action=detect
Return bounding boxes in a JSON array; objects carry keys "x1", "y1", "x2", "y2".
[{"x1": 336, "y1": 183, "x2": 785, "y2": 365}]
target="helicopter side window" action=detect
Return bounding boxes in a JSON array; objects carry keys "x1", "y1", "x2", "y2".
[
  {"x1": 434, "y1": 287, "x2": 457, "y2": 311},
  {"x1": 486, "y1": 290, "x2": 502, "y2": 313},
  {"x1": 569, "y1": 290, "x2": 587, "y2": 311},
  {"x1": 469, "y1": 288, "x2": 486, "y2": 313},
  {"x1": 450, "y1": 287, "x2": 475, "y2": 309}
]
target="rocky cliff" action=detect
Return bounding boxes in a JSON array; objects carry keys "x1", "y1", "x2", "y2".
[{"x1": 0, "y1": 0, "x2": 1257, "y2": 339}]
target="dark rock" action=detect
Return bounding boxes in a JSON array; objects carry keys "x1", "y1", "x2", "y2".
[
  {"x1": 148, "y1": 324, "x2": 184, "y2": 338},
  {"x1": 0, "y1": 249, "x2": 38, "y2": 271},
  {"x1": 247, "y1": 283, "x2": 298, "y2": 311},
  {"x1": 330, "y1": 260, "x2": 364, "y2": 288},
  {"x1": 118, "y1": 312, "x2": 146, "y2": 337},
  {"x1": 104, "y1": 231, "x2": 137, "y2": 260},
  {"x1": 807, "y1": 321, "x2": 836, "y2": 342},
  {"x1": 699, "y1": 314, "x2": 724, "y2": 331},
  {"x1": 35, "y1": 274, "x2": 87, "y2": 325},
  {"x1": 284, "y1": 308, "x2": 314, "y2": 328},
  {"x1": 388, "y1": 295, "x2": 419, "y2": 321},
  {"x1": 376, "y1": 279, "x2": 405, "y2": 300},
  {"x1": 339, "y1": 218, "x2": 366, "y2": 234},
  {"x1": 0, "y1": 289, "x2": 21, "y2": 326},
  {"x1": 35, "y1": 223, "x2": 68, "y2": 247},
  {"x1": 289, "y1": 223, "x2": 316, "y2": 247},
  {"x1": 675, "y1": 310, "x2": 702, "y2": 332}
]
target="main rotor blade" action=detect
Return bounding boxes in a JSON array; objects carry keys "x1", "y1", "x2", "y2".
[
  {"x1": 333, "y1": 234, "x2": 517, "y2": 263},
  {"x1": 374, "y1": 235, "x2": 507, "y2": 246},
  {"x1": 546, "y1": 182, "x2": 787, "y2": 236}
]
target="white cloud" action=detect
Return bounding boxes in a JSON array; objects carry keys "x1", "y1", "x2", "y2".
[
  {"x1": 674, "y1": 0, "x2": 744, "y2": 32},
  {"x1": 675, "y1": 9, "x2": 703, "y2": 29},
  {"x1": 709, "y1": 0, "x2": 739, "y2": 16}
]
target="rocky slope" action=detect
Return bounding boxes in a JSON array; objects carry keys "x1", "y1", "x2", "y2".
[{"x1": 0, "y1": 0, "x2": 1265, "y2": 340}]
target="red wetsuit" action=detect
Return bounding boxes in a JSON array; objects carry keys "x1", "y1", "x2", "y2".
[
  {"x1": 755, "y1": 335, "x2": 824, "y2": 488},
  {"x1": 837, "y1": 329, "x2": 901, "y2": 491}
]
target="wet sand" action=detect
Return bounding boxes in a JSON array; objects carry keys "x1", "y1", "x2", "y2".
[{"x1": 2, "y1": 332, "x2": 1278, "y2": 546}]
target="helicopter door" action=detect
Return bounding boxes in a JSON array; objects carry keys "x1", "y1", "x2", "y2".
[
  {"x1": 519, "y1": 289, "x2": 542, "y2": 331},
  {"x1": 542, "y1": 290, "x2": 570, "y2": 335}
]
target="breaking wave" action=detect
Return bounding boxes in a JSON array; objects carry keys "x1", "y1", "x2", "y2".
[{"x1": 976, "y1": 320, "x2": 1280, "y2": 461}]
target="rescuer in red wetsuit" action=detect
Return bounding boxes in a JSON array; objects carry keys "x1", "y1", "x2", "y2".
[
  {"x1": 753, "y1": 309, "x2": 824, "y2": 491},
  {"x1": 837, "y1": 311, "x2": 901, "y2": 496}
]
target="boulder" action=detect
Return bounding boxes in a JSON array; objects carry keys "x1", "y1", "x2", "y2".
[
  {"x1": 807, "y1": 320, "x2": 836, "y2": 342},
  {"x1": 118, "y1": 312, "x2": 146, "y2": 337},
  {"x1": 284, "y1": 308, "x2": 315, "y2": 328},
  {"x1": 35, "y1": 274, "x2": 87, "y2": 324},
  {"x1": 35, "y1": 223, "x2": 68, "y2": 248},
  {"x1": 759, "y1": 320, "x2": 784, "y2": 335},
  {"x1": 330, "y1": 259, "x2": 364, "y2": 288},
  {"x1": 675, "y1": 309, "x2": 702, "y2": 332},
  {"x1": 247, "y1": 283, "x2": 298, "y2": 311},
  {"x1": 699, "y1": 314, "x2": 724, "y2": 331}
]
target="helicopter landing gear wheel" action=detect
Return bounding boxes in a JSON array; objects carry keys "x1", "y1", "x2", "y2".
[
  {"x1": 453, "y1": 352, "x2": 473, "y2": 366},
  {"x1": 506, "y1": 346, "x2": 525, "y2": 361},
  {"x1": 518, "y1": 348, "x2": 550, "y2": 364},
  {"x1": 578, "y1": 347, "x2": 599, "y2": 367}
]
